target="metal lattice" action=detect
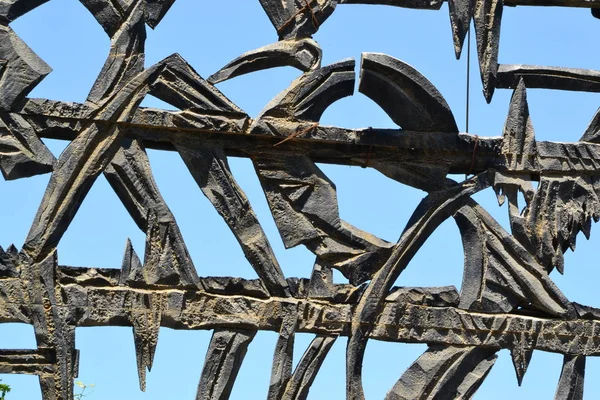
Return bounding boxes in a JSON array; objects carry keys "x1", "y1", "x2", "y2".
[{"x1": 0, "y1": 0, "x2": 599, "y2": 398}]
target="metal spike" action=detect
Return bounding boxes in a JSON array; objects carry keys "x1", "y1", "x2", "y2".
[
  {"x1": 510, "y1": 334, "x2": 534, "y2": 386},
  {"x1": 119, "y1": 238, "x2": 143, "y2": 286},
  {"x1": 131, "y1": 292, "x2": 163, "y2": 391}
]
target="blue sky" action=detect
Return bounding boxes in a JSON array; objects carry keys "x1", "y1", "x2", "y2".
[{"x1": 1, "y1": 0, "x2": 600, "y2": 398}]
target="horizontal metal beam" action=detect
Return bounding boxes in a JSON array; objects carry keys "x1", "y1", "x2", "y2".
[
  {"x1": 1, "y1": 268, "x2": 597, "y2": 357},
  {"x1": 15, "y1": 102, "x2": 600, "y2": 177}
]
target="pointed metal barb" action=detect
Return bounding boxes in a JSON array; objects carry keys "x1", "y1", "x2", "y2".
[
  {"x1": 510, "y1": 333, "x2": 534, "y2": 386},
  {"x1": 501, "y1": 79, "x2": 536, "y2": 171},
  {"x1": 130, "y1": 292, "x2": 163, "y2": 391},
  {"x1": 473, "y1": 0, "x2": 503, "y2": 102},
  {"x1": 119, "y1": 238, "x2": 144, "y2": 286},
  {"x1": 448, "y1": 0, "x2": 472, "y2": 59}
]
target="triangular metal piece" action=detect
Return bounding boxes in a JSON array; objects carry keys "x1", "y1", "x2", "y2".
[
  {"x1": 119, "y1": 238, "x2": 143, "y2": 286},
  {"x1": 510, "y1": 334, "x2": 534, "y2": 386},
  {"x1": 131, "y1": 292, "x2": 163, "y2": 391},
  {"x1": 501, "y1": 79, "x2": 536, "y2": 170},
  {"x1": 448, "y1": 0, "x2": 472, "y2": 59},
  {"x1": 473, "y1": 0, "x2": 503, "y2": 102}
]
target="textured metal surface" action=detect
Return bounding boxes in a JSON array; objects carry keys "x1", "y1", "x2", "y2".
[{"x1": 1, "y1": 0, "x2": 600, "y2": 399}]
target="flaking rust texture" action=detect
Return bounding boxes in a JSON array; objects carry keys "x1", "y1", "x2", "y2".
[{"x1": 1, "y1": 0, "x2": 600, "y2": 399}]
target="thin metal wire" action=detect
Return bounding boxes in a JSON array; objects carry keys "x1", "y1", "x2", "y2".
[{"x1": 466, "y1": 4, "x2": 472, "y2": 134}]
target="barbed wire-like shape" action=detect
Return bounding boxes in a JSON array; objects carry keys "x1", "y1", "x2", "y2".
[{"x1": 1, "y1": 0, "x2": 600, "y2": 399}]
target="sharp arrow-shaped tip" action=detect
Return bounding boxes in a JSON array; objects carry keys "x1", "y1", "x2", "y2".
[
  {"x1": 119, "y1": 238, "x2": 143, "y2": 286},
  {"x1": 510, "y1": 341, "x2": 533, "y2": 386},
  {"x1": 473, "y1": 0, "x2": 503, "y2": 103},
  {"x1": 501, "y1": 79, "x2": 536, "y2": 170},
  {"x1": 131, "y1": 293, "x2": 163, "y2": 391},
  {"x1": 448, "y1": 0, "x2": 472, "y2": 59}
]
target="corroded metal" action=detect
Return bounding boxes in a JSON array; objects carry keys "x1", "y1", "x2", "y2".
[{"x1": 1, "y1": 0, "x2": 600, "y2": 399}]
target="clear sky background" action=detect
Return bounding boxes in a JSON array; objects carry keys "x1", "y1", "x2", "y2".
[{"x1": 1, "y1": 1, "x2": 600, "y2": 399}]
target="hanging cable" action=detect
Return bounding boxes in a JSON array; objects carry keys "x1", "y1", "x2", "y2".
[
  {"x1": 466, "y1": 4, "x2": 472, "y2": 134},
  {"x1": 465, "y1": 3, "x2": 473, "y2": 180}
]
